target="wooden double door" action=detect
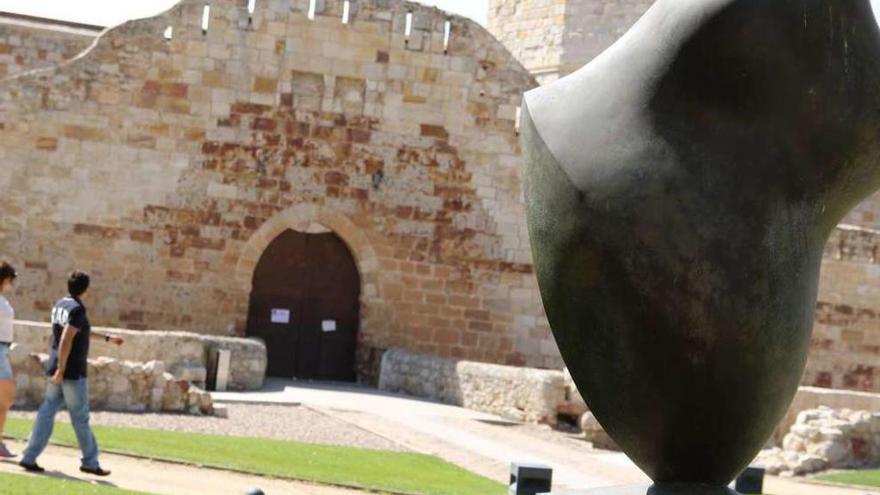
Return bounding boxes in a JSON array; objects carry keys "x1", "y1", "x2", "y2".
[{"x1": 246, "y1": 229, "x2": 360, "y2": 381}]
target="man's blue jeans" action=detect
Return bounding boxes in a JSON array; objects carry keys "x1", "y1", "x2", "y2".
[{"x1": 21, "y1": 378, "x2": 100, "y2": 469}]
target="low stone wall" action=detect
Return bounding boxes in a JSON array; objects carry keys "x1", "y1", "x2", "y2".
[
  {"x1": 771, "y1": 386, "x2": 880, "y2": 445},
  {"x1": 379, "y1": 349, "x2": 880, "y2": 444},
  {"x1": 13, "y1": 321, "x2": 267, "y2": 391},
  {"x1": 757, "y1": 407, "x2": 880, "y2": 475},
  {"x1": 9, "y1": 344, "x2": 213, "y2": 415},
  {"x1": 560, "y1": 367, "x2": 588, "y2": 417},
  {"x1": 561, "y1": 378, "x2": 880, "y2": 448},
  {"x1": 378, "y1": 349, "x2": 565, "y2": 425},
  {"x1": 580, "y1": 412, "x2": 619, "y2": 451}
]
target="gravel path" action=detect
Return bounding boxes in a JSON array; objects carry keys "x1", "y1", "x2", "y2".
[{"x1": 10, "y1": 404, "x2": 409, "y2": 452}]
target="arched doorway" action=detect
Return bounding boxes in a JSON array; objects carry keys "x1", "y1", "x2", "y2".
[{"x1": 246, "y1": 229, "x2": 361, "y2": 381}]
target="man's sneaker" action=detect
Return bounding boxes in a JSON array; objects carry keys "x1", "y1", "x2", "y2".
[
  {"x1": 19, "y1": 461, "x2": 44, "y2": 472},
  {"x1": 80, "y1": 466, "x2": 111, "y2": 477},
  {"x1": 0, "y1": 443, "x2": 15, "y2": 458}
]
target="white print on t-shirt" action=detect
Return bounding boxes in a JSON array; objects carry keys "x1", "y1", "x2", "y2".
[{"x1": 51, "y1": 306, "x2": 71, "y2": 327}]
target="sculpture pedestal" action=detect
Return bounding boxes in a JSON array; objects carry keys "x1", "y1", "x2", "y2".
[
  {"x1": 544, "y1": 485, "x2": 648, "y2": 495},
  {"x1": 547, "y1": 485, "x2": 740, "y2": 495}
]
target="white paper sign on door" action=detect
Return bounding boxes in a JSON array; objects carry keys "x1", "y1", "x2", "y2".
[
  {"x1": 271, "y1": 309, "x2": 290, "y2": 324},
  {"x1": 322, "y1": 320, "x2": 337, "y2": 332}
]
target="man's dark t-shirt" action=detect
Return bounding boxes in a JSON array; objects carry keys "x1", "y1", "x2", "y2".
[{"x1": 47, "y1": 296, "x2": 91, "y2": 380}]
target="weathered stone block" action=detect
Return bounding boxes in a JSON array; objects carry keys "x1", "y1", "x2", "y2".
[
  {"x1": 253, "y1": 77, "x2": 278, "y2": 93},
  {"x1": 378, "y1": 349, "x2": 565, "y2": 425},
  {"x1": 756, "y1": 405, "x2": 880, "y2": 475}
]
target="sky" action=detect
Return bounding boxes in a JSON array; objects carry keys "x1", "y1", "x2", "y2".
[
  {"x1": 2, "y1": 1, "x2": 878, "y2": 35},
  {"x1": 0, "y1": 0, "x2": 489, "y2": 27}
]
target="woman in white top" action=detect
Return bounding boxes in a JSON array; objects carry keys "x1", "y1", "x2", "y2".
[{"x1": 0, "y1": 262, "x2": 17, "y2": 458}]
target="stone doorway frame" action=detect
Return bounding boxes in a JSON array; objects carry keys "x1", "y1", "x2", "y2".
[
  {"x1": 236, "y1": 205, "x2": 379, "y2": 292},
  {"x1": 235, "y1": 205, "x2": 383, "y2": 356}
]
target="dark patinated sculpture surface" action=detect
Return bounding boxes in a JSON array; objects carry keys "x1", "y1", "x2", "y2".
[
  {"x1": 521, "y1": 0, "x2": 880, "y2": 493},
  {"x1": 550, "y1": 486, "x2": 737, "y2": 495}
]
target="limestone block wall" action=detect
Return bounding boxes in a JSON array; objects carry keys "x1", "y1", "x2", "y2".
[
  {"x1": 7, "y1": 0, "x2": 880, "y2": 387},
  {"x1": 13, "y1": 321, "x2": 267, "y2": 390},
  {"x1": 805, "y1": 226, "x2": 880, "y2": 393},
  {"x1": 0, "y1": 13, "x2": 99, "y2": 79},
  {"x1": 0, "y1": 0, "x2": 562, "y2": 371},
  {"x1": 9, "y1": 344, "x2": 214, "y2": 415},
  {"x1": 378, "y1": 348, "x2": 566, "y2": 424}
]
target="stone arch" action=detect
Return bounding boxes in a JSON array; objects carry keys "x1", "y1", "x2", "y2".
[{"x1": 235, "y1": 203, "x2": 381, "y2": 305}]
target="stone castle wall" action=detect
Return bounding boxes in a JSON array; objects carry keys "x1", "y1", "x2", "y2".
[
  {"x1": 0, "y1": 13, "x2": 98, "y2": 79},
  {"x1": 808, "y1": 225, "x2": 880, "y2": 393},
  {"x1": 2, "y1": 1, "x2": 880, "y2": 393},
  {"x1": 0, "y1": 0, "x2": 561, "y2": 372}
]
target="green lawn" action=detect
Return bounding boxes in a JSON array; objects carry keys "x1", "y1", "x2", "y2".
[
  {"x1": 817, "y1": 469, "x2": 880, "y2": 488},
  {"x1": 5, "y1": 417, "x2": 505, "y2": 495},
  {"x1": 0, "y1": 471, "x2": 154, "y2": 495}
]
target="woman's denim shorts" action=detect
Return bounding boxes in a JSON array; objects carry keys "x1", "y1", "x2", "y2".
[{"x1": 0, "y1": 343, "x2": 13, "y2": 380}]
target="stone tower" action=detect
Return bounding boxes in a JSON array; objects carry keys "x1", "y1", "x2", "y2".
[{"x1": 487, "y1": 0, "x2": 653, "y2": 84}]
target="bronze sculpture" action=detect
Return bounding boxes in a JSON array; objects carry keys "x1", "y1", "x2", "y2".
[{"x1": 521, "y1": 0, "x2": 880, "y2": 493}]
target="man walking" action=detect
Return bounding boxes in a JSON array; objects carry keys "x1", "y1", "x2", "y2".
[{"x1": 20, "y1": 271, "x2": 123, "y2": 476}]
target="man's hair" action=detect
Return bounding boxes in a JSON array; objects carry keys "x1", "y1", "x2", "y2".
[
  {"x1": 68, "y1": 271, "x2": 90, "y2": 297},
  {"x1": 0, "y1": 262, "x2": 16, "y2": 284}
]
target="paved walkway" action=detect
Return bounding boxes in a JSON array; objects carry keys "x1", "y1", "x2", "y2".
[
  {"x1": 214, "y1": 379, "x2": 880, "y2": 495},
  {"x1": 0, "y1": 440, "x2": 369, "y2": 495},
  {"x1": 215, "y1": 379, "x2": 649, "y2": 490}
]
